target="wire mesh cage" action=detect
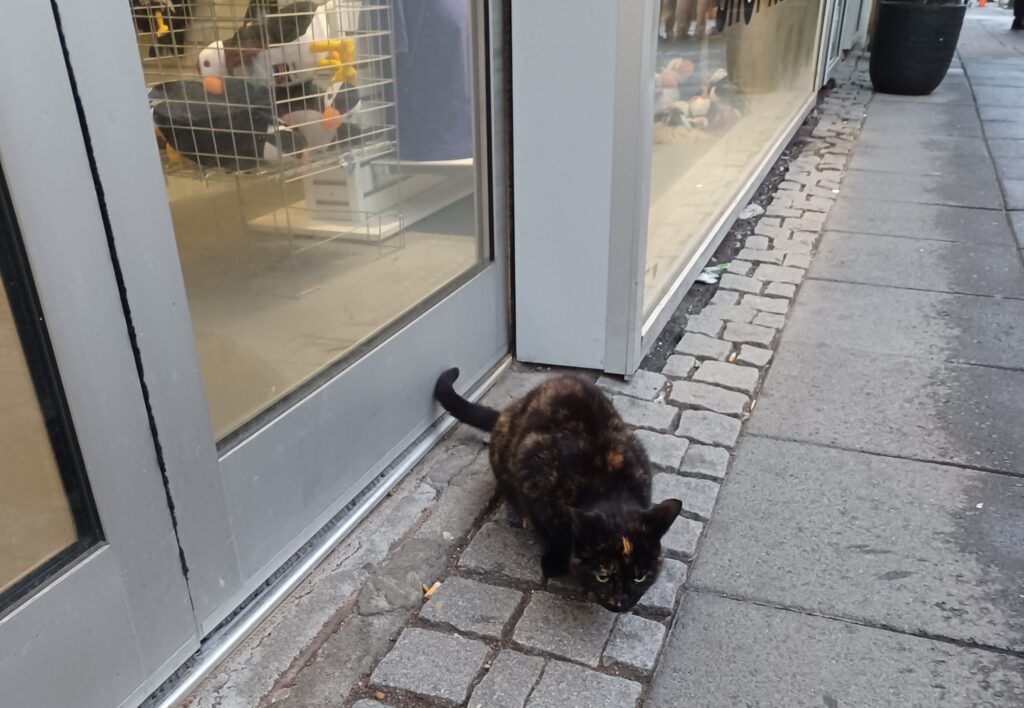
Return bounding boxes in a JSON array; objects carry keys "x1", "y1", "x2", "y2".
[
  {"x1": 133, "y1": 0, "x2": 395, "y2": 179},
  {"x1": 131, "y1": 0, "x2": 404, "y2": 246}
]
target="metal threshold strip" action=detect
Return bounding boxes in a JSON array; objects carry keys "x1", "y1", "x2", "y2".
[{"x1": 146, "y1": 356, "x2": 511, "y2": 708}]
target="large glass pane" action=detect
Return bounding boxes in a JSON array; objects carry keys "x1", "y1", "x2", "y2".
[
  {"x1": 0, "y1": 283, "x2": 75, "y2": 594},
  {"x1": 0, "y1": 172, "x2": 100, "y2": 601},
  {"x1": 646, "y1": 0, "x2": 822, "y2": 313},
  {"x1": 130, "y1": 0, "x2": 487, "y2": 440}
]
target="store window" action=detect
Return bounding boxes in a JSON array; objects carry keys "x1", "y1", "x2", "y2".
[
  {"x1": 646, "y1": 0, "x2": 822, "y2": 313},
  {"x1": 0, "y1": 169, "x2": 101, "y2": 608},
  {"x1": 130, "y1": 0, "x2": 488, "y2": 441}
]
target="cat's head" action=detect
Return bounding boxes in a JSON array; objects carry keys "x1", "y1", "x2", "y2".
[{"x1": 567, "y1": 498, "x2": 682, "y2": 612}]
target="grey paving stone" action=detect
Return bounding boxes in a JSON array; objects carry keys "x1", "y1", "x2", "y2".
[
  {"x1": 764, "y1": 282, "x2": 797, "y2": 298},
  {"x1": 983, "y1": 120, "x2": 1024, "y2": 139},
  {"x1": 718, "y1": 273, "x2": 763, "y2": 294},
  {"x1": 352, "y1": 701, "x2": 388, "y2": 708},
  {"x1": 864, "y1": 94, "x2": 983, "y2": 138},
  {"x1": 662, "y1": 516, "x2": 704, "y2": 557},
  {"x1": 768, "y1": 237, "x2": 811, "y2": 254},
  {"x1": 840, "y1": 169, "x2": 1002, "y2": 209},
  {"x1": 468, "y1": 651, "x2": 544, "y2": 708},
  {"x1": 850, "y1": 133, "x2": 991, "y2": 175},
  {"x1": 735, "y1": 248, "x2": 784, "y2": 265},
  {"x1": 723, "y1": 322, "x2": 775, "y2": 347},
  {"x1": 676, "y1": 410, "x2": 741, "y2": 448},
  {"x1": 744, "y1": 235, "x2": 770, "y2": 250},
  {"x1": 661, "y1": 354, "x2": 696, "y2": 378},
  {"x1": 420, "y1": 577, "x2": 523, "y2": 639},
  {"x1": 526, "y1": 661, "x2": 641, "y2": 708},
  {"x1": 811, "y1": 231, "x2": 1024, "y2": 298},
  {"x1": 709, "y1": 290, "x2": 739, "y2": 306},
  {"x1": 979, "y1": 104, "x2": 1020, "y2": 122},
  {"x1": 825, "y1": 196, "x2": 1013, "y2": 244},
  {"x1": 602, "y1": 614, "x2": 666, "y2": 674},
  {"x1": 648, "y1": 592, "x2": 1024, "y2": 708},
  {"x1": 675, "y1": 333, "x2": 732, "y2": 360},
  {"x1": 684, "y1": 313, "x2": 724, "y2": 337},
  {"x1": 737, "y1": 345, "x2": 773, "y2": 368},
  {"x1": 698, "y1": 303, "x2": 758, "y2": 324},
  {"x1": 692, "y1": 360, "x2": 759, "y2": 394},
  {"x1": 274, "y1": 612, "x2": 409, "y2": 708},
  {"x1": 597, "y1": 369, "x2": 667, "y2": 401},
  {"x1": 752, "y1": 312, "x2": 786, "y2": 330},
  {"x1": 633, "y1": 430, "x2": 689, "y2": 472},
  {"x1": 357, "y1": 538, "x2": 450, "y2": 615},
  {"x1": 370, "y1": 629, "x2": 488, "y2": 704},
  {"x1": 692, "y1": 437, "x2": 1024, "y2": 652},
  {"x1": 752, "y1": 264, "x2": 805, "y2": 285},
  {"x1": 1005, "y1": 178, "x2": 1024, "y2": 210},
  {"x1": 783, "y1": 253, "x2": 811, "y2": 270},
  {"x1": 727, "y1": 260, "x2": 753, "y2": 276},
  {"x1": 750, "y1": 343, "x2": 1024, "y2": 474},
  {"x1": 1011, "y1": 210, "x2": 1024, "y2": 249},
  {"x1": 653, "y1": 474, "x2": 720, "y2": 521},
  {"x1": 740, "y1": 295, "x2": 789, "y2": 315},
  {"x1": 613, "y1": 396, "x2": 676, "y2": 433},
  {"x1": 680, "y1": 445, "x2": 729, "y2": 479},
  {"x1": 668, "y1": 381, "x2": 748, "y2": 417},
  {"x1": 460, "y1": 523, "x2": 543, "y2": 583},
  {"x1": 789, "y1": 230, "x2": 818, "y2": 244},
  {"x1": 975, "y1": 84, "x2": 1024, "y2": 108},
  {"x1": 513, "y1": 592, "x2": 616, "y2": 666},
  {"x1": 636, "y1": 558, "x2": 689, "y2": 614},
  {"x1": 785, "y1": 279, "x2": 1024, "y2": 369}
]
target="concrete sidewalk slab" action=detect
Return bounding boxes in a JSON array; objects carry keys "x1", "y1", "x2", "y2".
[
  {"x1": 748, "y1": 343, "x2": 1024, "y2": 474},
  {"x1": 810, "y1": 231, "x2": 1024, "y2": 297},
  {"x1": 840, "y1": 169, "x2": 1003, "y2": 209},
  {"x1": 786, "y1": 279, "x2": 1024, "y2": 369},
  {"x1": 689, "y1": 437, "x2": 1024, "y2": 652},
  {"x1": 862, "y1": 102, "x2": 982, "y2": 137},
  {"x1": 826, "y1": 197, "x2": 1013, "y2": 244},
  {"x1": 974, "y1": 85, "x2": 1024, "y2": 108},
  {"x1": 849, "y1": 135, "x2": 992, "y2": 175},
  {"x1": 648, "y1": 592, "x2": 1024, "y2": 708}
]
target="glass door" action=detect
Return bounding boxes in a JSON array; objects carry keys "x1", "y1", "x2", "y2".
[
  {"x1": 56, "y1": 0, "x2": 509, "y2": 633},
  {"x1": 0, "y1": 6, "x2": 198, "y2": 706}
]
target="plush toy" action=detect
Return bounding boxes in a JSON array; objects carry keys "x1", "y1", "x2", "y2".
[
  {"x1": 131, "y1": 0, "x2": 192, "y2": 57},
  {"x1": 197, "y1": 0, "x2": 358, "y2": 141},
  {"x1": 149, "y1": 79, "x2": 306, "y2": 171}
]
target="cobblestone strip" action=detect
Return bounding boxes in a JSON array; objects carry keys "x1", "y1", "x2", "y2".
[{"x1": 256, "y1": 58, "x2": 873, "y2": 708}]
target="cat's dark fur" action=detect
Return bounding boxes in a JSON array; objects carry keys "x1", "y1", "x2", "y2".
[{"x1": 435, "y1": 368, "x2": 682, "y2": 612}]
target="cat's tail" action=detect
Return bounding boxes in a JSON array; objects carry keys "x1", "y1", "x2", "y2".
[{"x1": 434, "y1": 367, "x2": 499, "y2": 432}]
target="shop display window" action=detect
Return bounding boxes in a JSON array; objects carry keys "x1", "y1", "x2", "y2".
[
  {"x1": 130, "y1": 0, "x2": 487, "y2": 441},
  {"x1": 646, "y1": 0, "x2": 822, "y2": 313}
]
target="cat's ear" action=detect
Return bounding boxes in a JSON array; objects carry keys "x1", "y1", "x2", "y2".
[{"x1": 645, "y1": 499, "x2": 683, "y2": 538}]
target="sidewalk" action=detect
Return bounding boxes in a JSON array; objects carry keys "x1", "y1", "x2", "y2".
[
  {"x1": 181, "y1": 9, "x2": 1024, "y2": 708},
  {"x1": 650, "y1": 8, "x2": 1024, "y2": 705}
]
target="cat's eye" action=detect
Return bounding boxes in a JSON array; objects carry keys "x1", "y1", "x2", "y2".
[
  {"x1": 633, "y1": 573, "x2": 648, "y2": 583},
  {"x1": 594, "y1": 570, "x2": 611, "y2": 583}
]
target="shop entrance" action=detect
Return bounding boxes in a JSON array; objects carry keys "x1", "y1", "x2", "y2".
[{"x1": 2, "y1": 1, "x2": 508, "y2": 705}]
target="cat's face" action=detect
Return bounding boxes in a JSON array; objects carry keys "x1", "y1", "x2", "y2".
[{"x1": 568, "y1": 499, "x2": 682, "y2": 612}]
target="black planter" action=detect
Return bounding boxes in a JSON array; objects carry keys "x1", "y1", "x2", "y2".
[{"x1": 870, "y1": 2, "x2": 967, "y2": 96}]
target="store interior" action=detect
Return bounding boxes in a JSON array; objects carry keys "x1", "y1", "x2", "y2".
[
  {"x1": 646, "y1": 0, "x2": 822, "y2": 313},
  {"x1": 131, "y1": 0, "x2": 483, "y2": 440}
]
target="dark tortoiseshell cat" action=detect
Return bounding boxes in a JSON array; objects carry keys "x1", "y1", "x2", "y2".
[{"x1": 435, "y1": 369, "x2": 682, "y2": 612}]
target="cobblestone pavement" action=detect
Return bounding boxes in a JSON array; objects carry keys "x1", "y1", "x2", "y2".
[{"x1": 184, "y1": 12, "x2": 1024, "y2": 708}]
